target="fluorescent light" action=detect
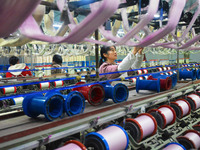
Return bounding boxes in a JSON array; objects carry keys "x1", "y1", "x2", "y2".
[{"x1": 53, "y1": 24, "x2": 62, "y2": 28}]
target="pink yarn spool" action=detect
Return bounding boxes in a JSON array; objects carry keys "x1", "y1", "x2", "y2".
[
  {"x1": 186, "y1": 94, "x2": 200, "y2": 111},
  {"x1": 163, "y1": 142, "x2": 186, "y2": 150},
  {"x1": 85, "y1": 124, "x2": 129, "y2": 150},
  {"x1": 149, "y1": 105, "x2": 176, "y2": 129},
  {"x1": 170, "y1": 99, "x2": 191, "y2": 119},
  {"x1": 56, "y1": 140, "x2": 86, "y2": 150},
  {"x1": 125, "y1": 113, "x2": 157, "y2": 142},
  {"x1": 177, "y1": 130, "x2": 200, "y2": 149}
]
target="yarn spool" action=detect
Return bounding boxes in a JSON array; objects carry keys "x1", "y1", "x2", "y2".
[
  {"x1": 147, "y1": 75, "x2": 172, "y2": 90},
  {"x1": 11, "y1": 97, "x2": 24, "y2": 105},
  {"x1": 143, "y1": 69, "x2": 148, "y2": 74},
  {"x1": 2, "y1": 86, "x2": 17, "y2": 94},
  {"x1": 136, "y1": 78, "x2": 160, "y2": 93},
  {"x1": 53, "y1": 80, "x2": 64, "y2": 88},
  {"x1": 38, "y1": 82, "x2": 50, "y2": 89},
  {"x1": 22, "y1": 92, "x2": 64, "y2": 121},
  {"x1": 167, "y1": 67, "x2": 171, "y2": 70},
  {"x1": 149, "y1": 105, "x2": 176, "y2": 129},
  {"x1": 177, "y1": 130, "x2": 200, "y2": 150},
  {"x1": 170, "y1": 99, "x2": 191, "y2": 119},
  {"x1": 137, "y1": 69, "x2": 143, "y2": 75},
  {"x1": 163, "y1": 142, "x2": 186, "y2": 150},
  {"x1": 85, "y1": 124, "x2": 129, "y2": 150},
  {"x1": 125, "y1": 113, "x2": 157, "y2": 142},
  {"x1": 64, "y1": 91, "x2": 85, "y2": 116},
  {"x1": 193, "y1": 122, "x2": 200, "y2": 132},
  {"x1": 158, "y1": 67, "x2": 163, "y2": 71},
  {"x1": 56, "y1": 140, "x2": 86, "y2": 150},
  {"x1": 186, "y1": 94, "x2": 200, "y2": 111},
  {"x1": 72, "y1": 82, "x2": 105, "y2": 106},
  {"x1": 101, "y1": 82, "x2": 129, "y2": 103}
]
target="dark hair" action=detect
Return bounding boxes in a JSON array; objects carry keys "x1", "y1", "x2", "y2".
[
  {"x1": 99, "y1": 45, "x2": 116, "y2": 67},
  {"x1": 9, "y1": 56, "x2": 19, "y2": 65},
  {"x1": 53, "y1": 54, "x2": 62, "y2": 65}
]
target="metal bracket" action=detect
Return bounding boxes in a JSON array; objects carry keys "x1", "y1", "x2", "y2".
[{"x1": 38, "y1": 135, "x2": 52, "y2": 147}]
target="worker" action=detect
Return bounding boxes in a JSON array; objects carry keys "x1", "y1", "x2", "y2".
[
  {"x1": 51, "y1": 54, "x2": 63, "y2": 74},
  {"x1": 6, "y1": 56, "x2": 32, "y2": 78},
  {"x1": 99, "y1": 46, "x2": 143, "y2": 79}
]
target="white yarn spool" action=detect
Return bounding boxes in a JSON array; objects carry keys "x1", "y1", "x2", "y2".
[
  {"x1": 163, "y1": 143, "x2": 186, "y2": 150},
  {"x1": 158, "y1": 67, "x2": 163, "y2": 71},
  {"x1": 12, "y1": 97, "x2": 24, "y2": 105},
  {"x1": 137, "y1": 70, "x2": 143, "y2": 75},
  {"x1": 177, "y1": 130, "x2": 200, "y2": 149},
  {"x1": 56, "y1": 140, "x2": 86, "y2": 150},
  {"x1": 125, "y1": 113, "x2": 157, "y2": 142},
  {"x1": 131, "y1": 78, "x2": 137, "y2": 83},
  {"x1": 187, "y1": 94, "x2": 200, "y2": 110},
  {"x1": 54, "y1": 80, "x2": 64, "y2": 87},
  {"x1": 39, "y1": 82, "x2": 50, "y2": 89},
  {"x1": 143, "y1": 69, "x2": 148, "y2": 74},
  {"x1": 85, "y1": 124, "x2": 129, "y2": 150},
  {"x1": 163, "y1": 67, "x2": 167, "y2": 71},
  {"x1": 3, "y1": 87, "x2": 17, "y2": 94},
  {"x1": 167, "y1": 67, "x2": 171, "y2": 70},
  {"x1": 150, "y1": 105, "x2": 176, "y2": 129},
  {"x1": 170, "y1": 99, "x2": 191, "y2": 118}
]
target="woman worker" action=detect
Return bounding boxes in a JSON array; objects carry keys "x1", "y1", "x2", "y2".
[{"x1": 99, "y1": 46, "x2": 143, "y2": 79}]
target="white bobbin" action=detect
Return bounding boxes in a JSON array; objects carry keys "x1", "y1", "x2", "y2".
[
  {"x1": 3, "y1": 86, "x2": 17, "y2": 94},
  {"x1": 149, "y1": 105, "x2": 176, "y2": 129},
  {"x1": 186, "y1": 94, "x2": 200, "y2": 111},
  {"x1": 125, "y1": 113, "x2": 157, "y2": 142},
  {"x1": 177, "y1": 130, "x2": 200, "y2": 149},
  {"x1": 54, "y1": 80, "x2": 64, "y2": 87},
  {"x1": 170, "y1": 99, "x2": 191, "y2": 119},
  {"x1": 39, "y1": 82, "x2": 50, "y2": 89}
]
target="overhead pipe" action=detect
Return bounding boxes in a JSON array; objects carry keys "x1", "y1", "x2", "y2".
[
  {"x1": 147, "y1": 75, "x2": 172, "y2": 90},
  {"x1": 56, "y1": 140, "x2": 86, "y2": 150},
  {"x1": 125, "y1": 113, "x2": 157, "y2": 142},
  {"x1": 136, "y1": 77, "x2": 160, "y2": 93},
  {"x1": 22, "y1": 92, "x2": 64, "y2": 121},
  {"x1": 177, "y1": 130, "x2": 200, "y2": 150},
  {"x1": 170, "y1": 99, "x2": 191, "y2": 119},
  {"x1": 163, "y1": 142, "x2": 186, "y2": 150},
  {"x1": 100, "y1": 82, "x2": 129, "y2": 103},
  {"x1": 149, "y1": 105, "x2": 176, "y2": 129},
  {"x1": 85, "y1": 124, "x2": 129, "y2": 150},
  {"x1": 73, "y1": 82, "x2": 105, "y2": 106}
]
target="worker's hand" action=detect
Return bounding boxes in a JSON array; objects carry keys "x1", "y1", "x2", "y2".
[
  {"x1": 132, "y1": 47, "x2": 143, "y2": 55},
  {"x1": 138, "y1": 47, "x2": 144, "y2": 55}
]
